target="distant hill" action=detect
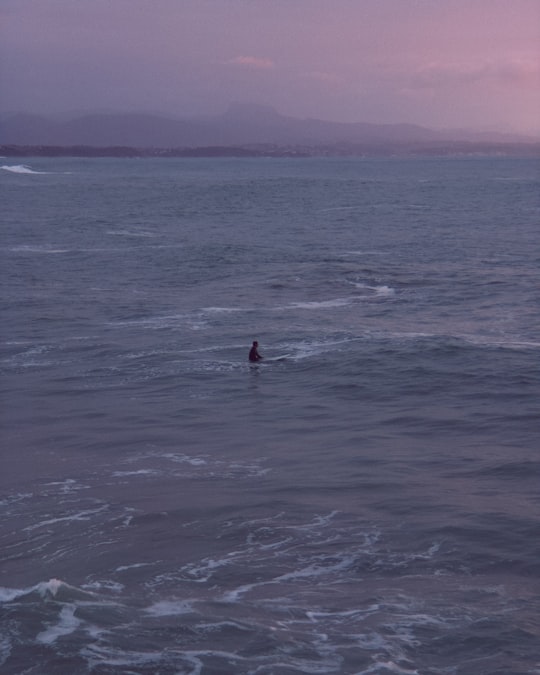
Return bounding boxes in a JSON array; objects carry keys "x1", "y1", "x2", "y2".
[{"x1": 1, "y1": 104, "x2": 536, "y2": 149}]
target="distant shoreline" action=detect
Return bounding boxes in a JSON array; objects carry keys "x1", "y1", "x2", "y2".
[{"x1": 2, "y1": 142, "x2": 540, "y2": 159}]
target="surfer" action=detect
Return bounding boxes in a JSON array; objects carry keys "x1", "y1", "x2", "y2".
[{"x1": 248, "y1": 340, "x2": 263, "y2": 362}]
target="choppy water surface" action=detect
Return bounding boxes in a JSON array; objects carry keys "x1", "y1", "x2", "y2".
[{"x1": 1, "y1": 157, "x2": 539, "y2": 674}]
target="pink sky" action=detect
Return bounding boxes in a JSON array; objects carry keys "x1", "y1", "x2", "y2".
[{"x1": 1, "y1": 0, "x2": 539, "y2": 135}]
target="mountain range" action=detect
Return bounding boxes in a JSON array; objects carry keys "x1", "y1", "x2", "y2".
[{"x1": 1, "y1": 103, "x2": 536, "y2": 150}]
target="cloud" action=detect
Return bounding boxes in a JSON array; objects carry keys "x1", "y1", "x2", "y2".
[
  {"x1": 409, "y1": 58, "x2": 540, "y2": 90},
  {"x1": 492, "y1": 58, "x2": 540, "y2": 86},
  {"x1": 225, "y1": 56, "x2": 275, "y2": 70}
]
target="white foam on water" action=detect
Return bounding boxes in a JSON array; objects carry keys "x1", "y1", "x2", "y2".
[
  {"x1": 110, "y1": 312, "x2": 209, "y2": 331},
  {"x1": 347, "y1": 249, "x2": 391, "y2": 256},
  {"x1": 145, "y1": 599, "x2": 196, "y2": 616},
  {"x1": 176, "y1": 653, "x2": 204, "y2": 675},
  {"x1": 36, "y1": 578, "x2": 66, "y2": 598},
  {"x1": 188, "y1": 320, "x2": 210, "y2": 331},
  {"x1": 320, "y1": 205, "x2": 362, "y2": 212},
  {"x1": 125, "y1": 450, "x2": 268, "y2": 482},
  {"x1": 283, "y1": 337, "x2": 356, "y2": 360},
  {"x1": 82, "y1": 643, "x2": 165, "y2": 668},
  {"x1": 44, "y1": 478, "x2": 90, "y2": 494},
  {"x1": 109, "y1": 313, "x2": 185, "y2": 327},
  {"x1": 106, "y1": 229, "x2": 157, "y2": 238},
  {"x1": 360, "y1": 661, "x2": 420, "y2": 674},
  {"x1": 307, "y1": 604, "x2": 381, "y2": 623},
  {"x1": 459, "y1": 334, "x2": 540, "y2": 351},
  {"x1": 33, "y1": 579, "x2": 101, "y2": 602},
  {"x1": 375, "y1": 285, "x2": 395, "y2": 296},
  {"x1": 215, "y1": 513, "x2": 379, "y2": 604},
  {"x1": 202, "y1": 306, "x2": 244, "y2": 313},
  {"x1": 0, "y1": 492, "x2": 33, "y2": 508},
  {"x1": 181, "y1": 650, "x2": 252, "y2": 673},
  {"x1": 186, "y1": 359, "x2": 241, "y2": 373},
  {"x1": 23, "y1": 504, "x2": 109, "y2": 532},
  {"x1": 1, "y1": 578, "x2": 103, "y2": 604},
  {"x1": 121, "y1": 348, "x2": 175, "y2": 361},
  {"x1": 187, "y1": 648, "x2": 331, "y2": 673},
  {"x1": 373, "y1": 542, "x2": 442, "y2": 572},
  {"x1": 36, "y1": 604, "x2": 80, "y2": 644},
  {"x1": 2, "y1": 344, "x2": 54, "y2": 369},
  {"x1": 82, "y1": 580, "x2": 125, "y2": 593},
  {"x1": 0, "y1": 586, "x2": 27, "y2": 602},
  {"x1": 350, "y1": 281, "x2": 396, "y2": 297},
  {"x1": 121, "y1": 514, "x2": 134, "y2": 527},
  {"x1": 283, "y1": 297, "x2": 353, "y2": 310},
  {"x1": 219, "y1": 581, "x2": 261, "y2": 603},
  {"x1": 195, "y1": 619, "x2": 251, "y2": 633},
  {"x1": 1, "y1": 164, "x2": 48, "y2": 174},
  {"x1": 182, "y1": 556, "x2": 234, "y2": 584},
  {"x1": 246, "y1": 533, "x2": 293, "y2": 550},
  {"x1": 112, "y1": 469, "x2": 160, "y2": 477},
  {"x1": 272, "y1": 549, "x2": 359, "y2": 583},
  {"x1": 115, "y1": 562, "x2": 157, "y2": 572},
  {"x1": 160, "y1": 452, "x2": 207, "y2": 466},
  {"x1": 239, "y1": 651, "x2": 342, "y2": 674},
  {"x1": 8, "y1": 244, "x2": 70, "y2": 254},
  {"x1": 0, "y1": 635, "x2": 11, "y2": 668}
]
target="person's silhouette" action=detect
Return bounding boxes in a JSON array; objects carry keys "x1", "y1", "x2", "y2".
[{"x1": 248, "y1": 340, "x2": 263, "y2": 362}]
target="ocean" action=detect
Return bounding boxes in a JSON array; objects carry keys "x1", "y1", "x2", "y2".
[{"x1": 1, "y1": 156, "x2": 539, "y2": 674}]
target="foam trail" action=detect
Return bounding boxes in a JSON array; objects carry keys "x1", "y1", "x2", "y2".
[
  {"x1": 0, "y1": 582, "x2": 56, "y2": 603},
  {"x1": 0, "y1": 587, "x2": 26, "y2": 602},
  {"x1": 285, "y1": 298, "x2": 352, "y2": 310},
  {"x1": 1, "y1": 164, "x2": 47, "y2": 174},
  {"x1": 15, "y1": 579, "x2": 104, "y2": 605},
  {"x1": 36, "y1": 605, "x2": 80, "y2": 644},
  {"x1": 145, "y1": 599, "x2": 195, "y2": 616},
  {"x1": 362, "y1": 662, "x2": 419, "y2": 674}
]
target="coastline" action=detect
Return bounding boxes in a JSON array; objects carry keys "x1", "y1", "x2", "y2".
[{"x1": 2, "y1": 141, "x2": 540, "y2": 159}]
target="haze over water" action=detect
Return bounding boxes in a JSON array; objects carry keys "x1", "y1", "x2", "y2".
[{"x1": 1, "y1": 155, "x2": 539, "y2": 673}]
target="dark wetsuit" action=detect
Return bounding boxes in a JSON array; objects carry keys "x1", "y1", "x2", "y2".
[{"x1": 249, "y1": 345, "x2": 262, "y2": 362}]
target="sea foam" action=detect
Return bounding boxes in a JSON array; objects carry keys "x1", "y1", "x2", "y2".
[{"x1": 1, "y1": 164, "x2": 47, "y2": 174}]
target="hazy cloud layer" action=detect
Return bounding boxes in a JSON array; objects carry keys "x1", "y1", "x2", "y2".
[
  {"x1": 225, "y1": 56, "x2": 275, "y2": 70},
  {"x1": 411, "y1": 58, "x2": 540, "y2": 89},
  {"x1": 1, "y1": 0, "x2": 539, "y2": 134}
]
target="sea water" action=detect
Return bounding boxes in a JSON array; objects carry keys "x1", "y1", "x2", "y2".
[{"x1": 1, "y1": 156, "x2": 539, "y2": 674}]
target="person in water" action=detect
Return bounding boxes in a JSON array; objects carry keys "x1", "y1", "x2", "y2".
[{"x1": 249, "y1": 340, "x2": 263, "y2": 362}]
